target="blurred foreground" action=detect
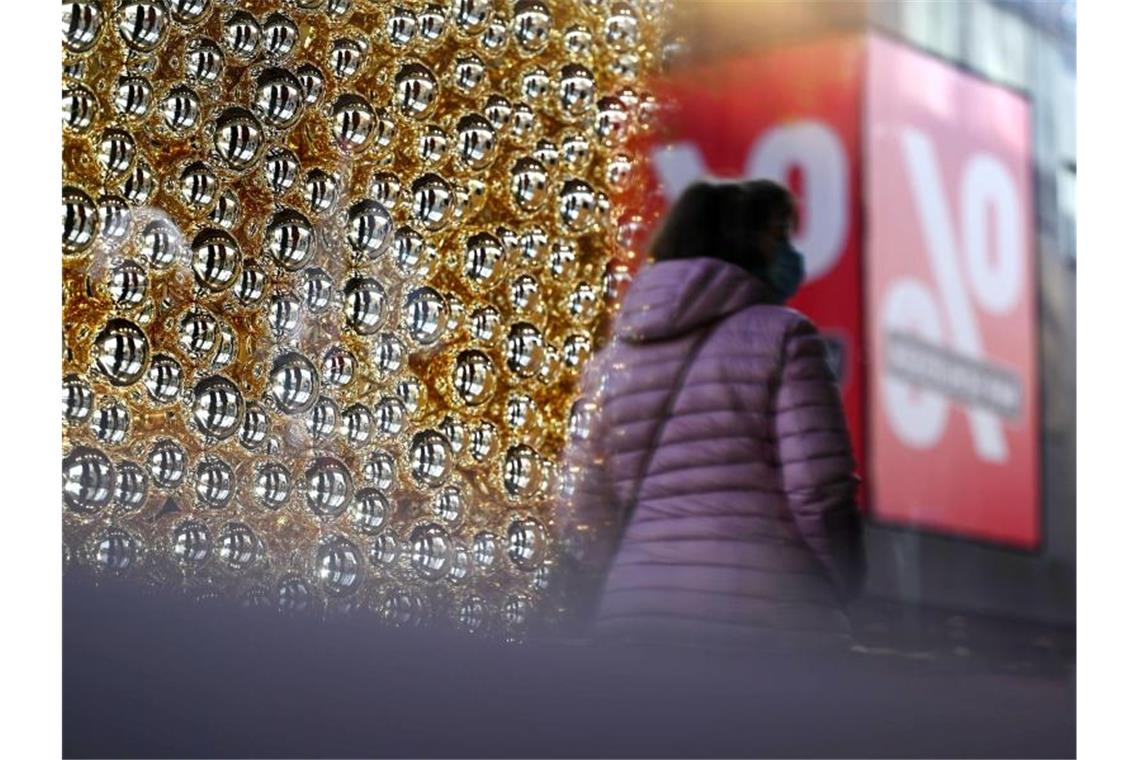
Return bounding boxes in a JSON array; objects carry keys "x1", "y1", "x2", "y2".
[{"x1": 64, "y1": 578, "x2": 1073, "y2": 759}]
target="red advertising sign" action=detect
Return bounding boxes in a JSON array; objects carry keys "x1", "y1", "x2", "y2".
[
  {"x1": 864, "y1": 35, "x2": 1039, "y2": 547},
  {"x1": 650, "y1": 36, "x2": 867, "y2": 495}
]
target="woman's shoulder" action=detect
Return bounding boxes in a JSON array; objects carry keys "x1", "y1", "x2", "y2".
[{"x1": 720, "y1": 303, "x2": 817, "y2": 343}]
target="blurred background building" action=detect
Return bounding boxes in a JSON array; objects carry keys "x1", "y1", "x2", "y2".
[{"x1": 654, "y1": 0, "x2": 1075, "y2": 648}]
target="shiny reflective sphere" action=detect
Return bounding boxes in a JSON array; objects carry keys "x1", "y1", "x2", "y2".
[
  {"x1": 277, "y1": 574, "x2": 314, "y2": 613},
  {"x1": 304, "y1": 268, "x2": 335, "y2": 313},
  {"x1": 455, "y1": 114, "x2": 496, "y2": 169},
  {"x1": 330, "y1": 38, "x2": 365, "y2": 79},
  {"x1": 563, "y1": 331, "x2": 593, "y2": 368},
  {"x1": 191, "y1": 228, "x2": 241, "y2": 291},
  {"x1": 453, "y1": 350, "x2": 496, "y2": 405},
  {"x1": 264, "y1": 13, "x2": 299, "y2": 58},
  {"x1": 63, "y1": 446, "x2": 115, "y2": 514},
  {"x1": 519, "y1": 66, "x2": 551, "y2": 106},
  {"x1": 595, "y1": 96, "x2": 631, "y2": 146},
  {"x1": 346, "y1": 200, "x2": 392, "y2": 257},
  {"x1": 369, "y1": 172, "x2": 401, "y2": 210},
  {"x1": 264, "y1": 209, "x2": 313, "y2": 270},
  {"x1": 162, "y1": 86, "x2": 200, "y2": 132},
  {"x1": 341, "y1": 403, "x2": 374, "y2": 446},
  {"x1": 509, "y1": 158, "x2": 548, "y2": 211},
  {"x1": 375, "y1": 396, "x2": 407, "y2": 437},
  {"x1": 408, "y1": 429, "x2": 451, "y2": 486},
  {"x1": 179, "y1": 311, "x2": 217, "y2": 357},
  {"x1": 403, "y1": 287, "x2": 448, "y2": 345},
  {"x1": 483, "y1": 94, "x2": 512, "y2": 130},
  {"x1": 63, "y1": 1, "x2": 103, "y2": 53},
  {"x1": 449, "y1": 543, "x2": 472, "y2": 583},
  {"x1": 180, "y1": 161, "x2": 217, "y2": 208},
  {"x1": 223, "y1": 11, "x2": 261, "y2": 59},
  {"x1": 218, "y1": 522, "x2": 259, "y2": 569},
  {"x1": 386, "y1": 6, "x2": 416, "y2": 47},
  {"x1": 254, "y1": 68, "x2": 304, "y2": 128},
  {"x1": 395, "y1": 376, "x2": 424, "y2": 415},
  {"x1": 62, "y1": 187, "x2": 97, "y2": 254},
  {"x1": 604, "y1": 3, "x2": 640, "y2": 51},
  {"x1": 468, "y1": 420, "x2": 498, "y2": 463},
  {"x1": 558, "y1": 180, "x2": 598, "y2": 232},
  {"x1": 503, "y1": 444, "x2": 541, "y2": 497},
  {"x1": 369, "y1": 532, "x2": 403, "y2": 567},
  {"x1": 431, "y1": 485, "x2": 466, "y2": 526},
  {"x1": 90, "y1": 400, "x2": 130, "y2": 445},
  {"x1": 268, "y1": 290, "x2": 302, "y2": 338},
  {"x1": 307, "y1": 396, "x2": 338, "y2": 440},
  {"x1": 240, "y1": 404, "x2": 269, "y2": 449},
  {"x1": 143, "y1": 219, "x2": 181, "y2": 268},
  {"x1": 120, "y1": 159, "x2": 156, "y2": 204},
  {"x1": 453, "y1": 55, "x2": 487, "y2": 95},
  {"x1": 468, "y1": 306, "x2": 501, "y2": 342},
  {"x1": 464, "y1": 232, "x2": 504, "y2": 286},
  {"x1": 219, "y1": 211, "x2": 256, "y2": 254},
  {"x1": 512, "y1": 1, "x2": 552, "y2": 53},
  {"x1": 297, "y1": 64, "x2": 325, "y2": 105},
  {"x1": 409, "y1": 523, "x2": 451, "y2": 581},
  {"x1": 213, "y1": 108, "x2": 263, "y2": 170},
  {"x1": 62, "y1": 374, "x2": 94, "y2": 424},
  {"x1": 113, "y1": 461, "x2": 148, "y2": 512},
  {"x1": 192, "y1": 375, "x2": 244, "y2": 440},
  {"x1": 269, "y1": 352, "x2": 319, "y2": 415},
  {"x1": 254, "y1": 462, "x2": 291, "y2": 509},
  {"x1": 118, "y1": 2, "x2": 167, "y2": 52},
  {"x1": 343, "y1": 277, "x2": 387, "y2": 335},
  {"x1": 63, "y1": 85, "x2": 97, "y2": 131},
  {"x1": 316, "y1": 536, "x2": 363, "y2": 596},
  {"x1": 111, "y1": 76, "x2": 152, "y2": 120},
  {"x1": 96, "y1": 195, "x2": 129, "y2": 247},
  {"x1": 332, "y1": 94, "x2": 375, "y2": 151},
  {"x1": 172, "y1": 519, "x2": 211, "y2": 565},
  {"x1": 265, "y1": 149, "x2": 300, "y2": 194},
  {"x1": 185, "y1": 38, "x2": 224, "y2": 85},
  {"x1": 148, "y1": 439, "x2": 187, "y2": 489},
  {"x1": 98, "y1": 129, "x2": 136, "y2": 177},
  {"x1": 395, "y1": 62, "x2": 438, "y2": 118},
  {"x1": 93, "y1": 319, "x2": 149, "y2": 386},
  {"x1": 144, "y1": 354, "x2": 182, "y2": 404},
  {"x1": 505, "y1": 322, "x2": 543, "y2": 377},
  {"x1": 453, "y1": 0, "x2": 492, "y2": 34},
  {"x1": 92, "y1": 528, "x2": 139, "y2": 573},
  {"x1": 305, "y1": 457, "x2": 353, "y2": 517},
  {"x1": 472, "y1": 531, "x2": 498, "y2": 570},
  {"x1": 410, "y1": 174, "x2": 453, "y2": 230},
  {"x1": 507, "y1": 515, "x2": 547, "y2": 570},
  {"x1": 363, "y1": 451, "x2": 396, "y2": 491},
  {"x1": 195, "y1": 456, "x2": 235, "y2": 508},
  {"x1": 351, "y1": 489, "x2": 390, "y2": 535},
  {"x1": 321, "y1": 346, "x2": 356, "y2": 388},
  {"x1": 305, "y1": 169, "x2": 339, "y2": 215},
  {"x1": 211, "y1": 323, "x2": 237, "y2": 369}
]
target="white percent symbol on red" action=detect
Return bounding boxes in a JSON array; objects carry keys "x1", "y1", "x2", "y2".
[{"x1": 880, "y1": 127, "x2": 1025, "y2": 464}]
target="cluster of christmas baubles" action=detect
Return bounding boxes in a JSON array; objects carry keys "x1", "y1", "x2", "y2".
[{"x1": 61, "y1": 0, "x2": 670, "y2": 635}]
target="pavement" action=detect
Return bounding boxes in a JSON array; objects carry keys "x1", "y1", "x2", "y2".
[{"x1": 63, "y1": 578, "x2": 1075, "y2": 759}]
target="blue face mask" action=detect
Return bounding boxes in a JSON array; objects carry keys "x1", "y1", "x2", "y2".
[{"x1": 759, "y1": 241, "x2": 805, "y2": 303}]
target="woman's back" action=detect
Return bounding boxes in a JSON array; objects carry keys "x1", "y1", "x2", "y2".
[{"x1": 572, "y1": 257, "x2": 864, "y2": 649}]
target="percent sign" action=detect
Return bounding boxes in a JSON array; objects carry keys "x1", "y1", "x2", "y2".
[{"x1": 881, "y1": 127, "x2": 1025, "y2": 464}]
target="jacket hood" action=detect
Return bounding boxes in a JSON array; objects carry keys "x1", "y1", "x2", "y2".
[{"x1": 614, "y1": 257, "x2": 777, "y2": 342}]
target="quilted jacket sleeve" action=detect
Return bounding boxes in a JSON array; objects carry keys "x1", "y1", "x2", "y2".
[{"x1": 774, "y1": 317, "x2": 866, "y2": 602}]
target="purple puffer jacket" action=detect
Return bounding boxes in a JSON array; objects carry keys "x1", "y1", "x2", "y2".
[{"x1": 565, "y1": 257, "x2": 865, "y2": 647}]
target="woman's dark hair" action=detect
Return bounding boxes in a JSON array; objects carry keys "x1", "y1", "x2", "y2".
[{"x1": 648, "y1": 179, "x2": 796, "y2": 268}]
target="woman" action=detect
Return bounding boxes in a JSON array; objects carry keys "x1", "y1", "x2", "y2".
[{"x1": 564, "y1": 180, "x2": 865, "y2": 650}]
